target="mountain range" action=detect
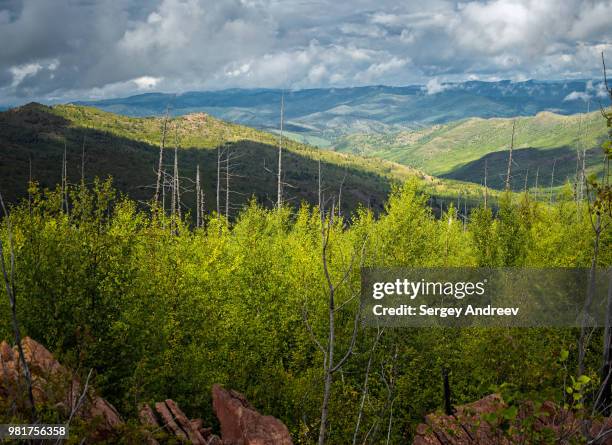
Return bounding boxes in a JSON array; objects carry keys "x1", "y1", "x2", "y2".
[{"x1": 76, "y1": 79, "x2": 604, "y2": 147}]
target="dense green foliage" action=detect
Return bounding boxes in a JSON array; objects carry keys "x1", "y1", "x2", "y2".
[{"x1": 1, "y1": 177, "x2": 611, "y2": 443}]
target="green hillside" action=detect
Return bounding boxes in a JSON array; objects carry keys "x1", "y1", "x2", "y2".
[
  {"x1": 334, "y1": 110, "x2": 609, "y2": 189},
  {"x1": 0, "y1": 103, "x2": 490, "y2": 216}
]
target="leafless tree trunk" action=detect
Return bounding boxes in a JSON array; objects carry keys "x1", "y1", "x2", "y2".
[
  {"x1": 80, "y1": 135, "x2": 86, "y2": 186},
  {"x1": 352, "y1": 325, "x2": 383, "y2": 445},
  {"x1": 62, "y1": 138, "x2": 68, "y2": 213},
  {"x1": 505, "y1": 120, "x2": 516, "y2": 191},
  {"x1": 314, "y1": 197, "x2": 365, "y2": 445},
  {"x1": 0, "y1": 192, "x2": 36, "y2": 422},
  {"x1": 161, "y1": 168, "x2": 166, "y2": 215},
  {"x1": 196, "y1": 164, "x2": 201, "y2": 228},
  {"x1": 484, "y1": 159, "x2": 488, "y2": 209},
  {"x1": 579, "y1": 214, "x2": 601, "y2": 378},
  {"x1": 217, "y1": 144, "x2": 222, "y2": 216},
  {"x1": 277, "y1": 92, "x2": 285, "y2": 209},
  {"x1": 534, "y1": 167, "x2": 539, "y2": 201},
  {"x1": 550, "y1": 158, "x2": 557, "y2": 203},
  {"x1": 154, "y1": 106, "x2": 170, "y2": 207},
  {"x1": 225, "y1": 147, "x2": 230, "y2": 220},
  {"x1": 172, "y1": 125, "x2": 181, "y2": 220}
]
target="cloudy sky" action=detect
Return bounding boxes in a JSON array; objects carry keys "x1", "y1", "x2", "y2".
[{"x1": 0, "y1": 0, "x2": 611, "y2": 104}]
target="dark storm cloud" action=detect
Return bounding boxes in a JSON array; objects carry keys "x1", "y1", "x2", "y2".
[{"x1": 0, "y1": 0, "x2": 610, "y2": 103}]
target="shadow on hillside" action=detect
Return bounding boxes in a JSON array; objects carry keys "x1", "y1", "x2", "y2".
[
  {"x1": 0, "y1": 104, "x2": 391, "y2": 217},
  {"x1": 440, "y1": 145, "x2": 604, "y2": 191}
]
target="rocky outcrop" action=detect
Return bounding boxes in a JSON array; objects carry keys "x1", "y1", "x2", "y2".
[
  {"x1": 0, "y1": 337, "x2": 122, "y2": 436},
  {"x1": 1, "y1": 337, "x2": 293, "y2": 444},
  {"x1": 212, "y1": 384, "x2": 293, "y2": 445},
  {"x1": 140, "y1": 399, "x2": 223, "y2": 445},
  {"x1": 413, "y1": 394, "x2": 612, "y2": 445}
]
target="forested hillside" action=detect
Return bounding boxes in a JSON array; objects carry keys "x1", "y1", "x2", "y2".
[
  {"x1": 334, "y1": 110, "x2": 608, "y2": 190},
  {"x1": 0, "y1": 103, "x2": 493, "y2": 216}
]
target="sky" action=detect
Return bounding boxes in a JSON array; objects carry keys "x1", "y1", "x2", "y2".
[{"x1": 0, "y1": 0, "x2": 611, "y2": 104}]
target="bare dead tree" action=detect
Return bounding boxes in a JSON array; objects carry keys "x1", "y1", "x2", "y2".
[
  {"x1": 484, "y1": 159, "x2": 488, "y2": 209},
  {"x1": 505, "y1": 120, "x2": 516, "y2": 191},
  {"x1": 171, "y1": 124, "x2": 182, "y2": 220},
  {"x1": 0, "y1": 192, "x2": 36, "y2": 422},
  {"x1": 534, "y1": 167, "x2": 539, "y2": 201},
  {"x1": 161, "y1": 168, "x2": 167, "y2": 215},
  {"x1": 80, "y1": 135, "x2": 86, "y2": 186},
  {"x1": 154, "y1": 106, "x2": 170, "y2": 207},
  {"x1": 195, "y1": 165, "x2": 202, "y2": 228},
  {"x1": 592, "y1": 51, "x2": 612, "y2": 415},
  {"x1": 216, "y1": 144, "x2": 223, "y2": 216},
  {"x1": 580, "y1": 100, "x2": 591, "y2": 202},
  {"x1": 62, "y1": 138, "x2": 68, "y2": 213},
  {"x1": 550, "y1": 158, "x2": 557, "y2": 203},
  {"x1": 312, "y1": 194, "x2": 366, "y2": 445},
  {"x1": 338, "y1": 171, "x2": 347, "y2": 219},
  {"x1": 55, "y1": 368, "x2": 93, "y2": 445},
  {"x1": 225, "y1": 148, "x2": 230, "y2": 220},
  {"x1": 277, "y1": 91, "x2": 285, "y2": 209},
  {"x1": 352, "y1": 325, "x2": 383, "y2": 445}
]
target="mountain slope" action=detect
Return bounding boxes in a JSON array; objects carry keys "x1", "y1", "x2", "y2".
[
  {"x1": 0, "y1": 103, "x2": 488, "y2": 215},
  {"x1": 334, "y1": 110, "x2": 609, "y2": 190},
  {"x1": 76, "y1": 80, "x2": 603, "y2": 146}
]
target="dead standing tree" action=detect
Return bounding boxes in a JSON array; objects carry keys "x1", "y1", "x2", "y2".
[
  {"x1": 303, "y1": 180, "x2": 366, "y2": 444},
  {"x1": 154, "y1": 105, "x2": 171, "y2": 209},
  {"x1": 505, "y1": 119, "x2": 517, "y2": 191},
  {"x1": 0, "y1": 192, "x2": 36, "y2": 422},
  {"x1": 590, "y1": 52, "x2": 612, "y2": 416},
  {"x1": 277, "y1": 91, "x2": 285, "y2": 209}
]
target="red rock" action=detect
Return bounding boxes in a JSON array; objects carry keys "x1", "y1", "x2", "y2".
[
  {"x1": 212, "y1": 384, "x2": 293, "y2": 445},
  {"x1": 0, "y1": 341, "x2": 13, "y2": 362},
  {"x1": 413, "y1": 394, "x2": 612, "y2": 445},
  {"x1": 165, "y1": 399, "x2": 207, "y2": 445},
  {"x1": 0, "y1": 337, "x2": 123, "y2": 439},
  {"x1": 207, "y1": 435, "x2": 223, "y2": 445},
  {"x1": 155, "y1": 401, "x2": 188, "y2": 441},
  {"x1": 139, "y1": 403, "x2": 160, "y2": 427}
]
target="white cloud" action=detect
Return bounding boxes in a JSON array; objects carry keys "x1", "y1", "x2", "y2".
[
  {"x1": 133, "y1": 76, "x2": 162, "y2": 89},
  {"x1": 423, "y1": 78, "x2": 448, "y2": 95},
  {"x1": 563, "y1": 91, "x2": 590, "y2": 101}
]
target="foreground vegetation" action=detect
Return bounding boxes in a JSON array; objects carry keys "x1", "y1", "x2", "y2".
[{"x1": 1, "y1": 177, "x2": 611, "y2": 443}]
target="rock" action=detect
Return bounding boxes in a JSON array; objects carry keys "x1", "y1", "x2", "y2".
[
  {"x1": 0, "y1": 337, "x2": 123, "y2": 438},
  {"x1": 150, "y1": 399, "x2": 208, "y2": 444},
  {"x1": 206, "y1": 435, "x2": 223, "y2": 445},
  {"x1": 138, "y1": 403, "x2": 161, "y2": 445},
  {"x1": 166, "y1": 399, "x2": 207, "y2": 445},
  {"x1": 155, "y1": 401, "x2": 189, "y2": 441},
  {"x1": 413, "y1": 394, "x2": 612, "y2": 445},
  {"x1": 0, "y1": 340, "x2": 13, "y2": 362},
  {"x1": 139, "y1": 403, "x2": 160, "y2": 427},
  {"x1": 212, "y1": 384, "x2": 293, "y2": 445}
]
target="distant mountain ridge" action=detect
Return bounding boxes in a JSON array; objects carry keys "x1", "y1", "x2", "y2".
[
  {"x1": 76, "y1": 79, "x2": 604, "y2": 146},
  {"x1": 334, "y1": 110, "x2": 608, "y2": 190}
]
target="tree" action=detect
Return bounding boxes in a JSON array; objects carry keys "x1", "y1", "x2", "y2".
[{"x1": 0, "y1": 192, "x2": 36, "y2": 422}]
